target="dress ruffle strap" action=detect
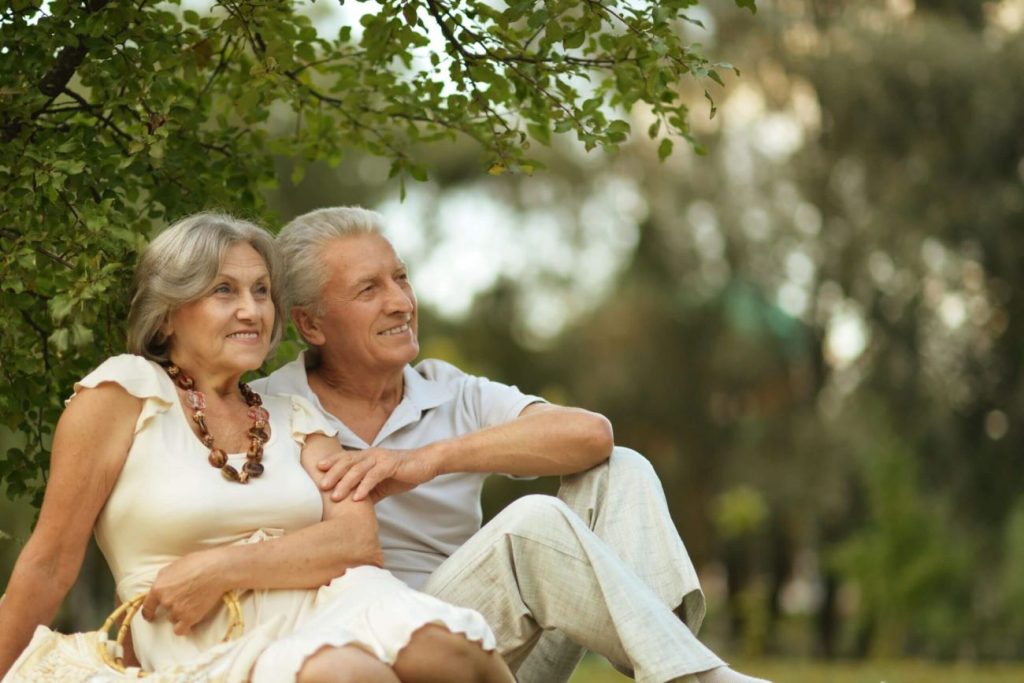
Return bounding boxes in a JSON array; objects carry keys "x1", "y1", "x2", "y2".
[
  {"x1": 287, "y1": 394, "x2": 338, "y2": 444},
  {"x1": 67, "y1": 354, "x2": 176, "y2": 434}
]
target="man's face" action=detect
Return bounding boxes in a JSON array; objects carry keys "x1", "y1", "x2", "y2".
[{"x1": 314, "y1": 233, "x2": 419, "y2": 373}]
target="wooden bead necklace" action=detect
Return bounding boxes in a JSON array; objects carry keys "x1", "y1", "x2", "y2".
[{"x1": 164, "y1": 363, "x2": 269, "y2": 484}]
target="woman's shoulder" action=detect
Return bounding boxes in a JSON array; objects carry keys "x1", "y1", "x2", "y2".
[{"x1": 70, "y1": 354, "x2": 176, "y2": 405}]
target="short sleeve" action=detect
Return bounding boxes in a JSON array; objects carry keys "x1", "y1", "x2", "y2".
[
  {"x1": 413, "y1": 359, "x2": 547, "y2": 432},
  {"x1": 288, "y1": 394, "x2": 338, "y2": 444},
  {"x1": 449, "y1": 367, "x2": 546, "y2": 480},
  {"x1": 464, "y1": 374, "x2": 547, "y2": 430},
  {"x1": 67, "y1": 354, "x2": 176, "y2": 434}
]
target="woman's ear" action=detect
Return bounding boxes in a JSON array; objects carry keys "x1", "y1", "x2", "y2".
[
  {"x1": 292, "y1": 306, "x2": 326, "y2": 346},
  {"x1": 160, "y1": 313, "x2": 174, "y2": 340}
]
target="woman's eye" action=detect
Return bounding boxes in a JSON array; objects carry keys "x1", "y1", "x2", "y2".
[{"x1": 214, "y1": 284, "x2": 231, "y2": 294}]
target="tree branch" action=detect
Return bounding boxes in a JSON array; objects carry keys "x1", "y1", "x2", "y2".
[
  {"x1": 37, "y1": 0, "x2": 112, "y2": 97},
  {"x1": 0, "y1": 228, "x2": 74, "y2": 268},
  {"x1": 19, "y1": 309, "x2": 52, "y2": 373}
]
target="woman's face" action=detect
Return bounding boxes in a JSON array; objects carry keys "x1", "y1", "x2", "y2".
[{"x1": 164, "y1": 242, "x2": 275, "y2": 378}]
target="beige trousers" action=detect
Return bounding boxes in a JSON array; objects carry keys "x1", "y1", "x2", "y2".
[{"x1": 422, "y1": 448, "x2": 724, "y2": 683}]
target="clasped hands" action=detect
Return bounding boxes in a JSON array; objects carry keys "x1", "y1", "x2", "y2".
[{"x1": 317, "y1": 446, "x2": 439, "y2": 503}]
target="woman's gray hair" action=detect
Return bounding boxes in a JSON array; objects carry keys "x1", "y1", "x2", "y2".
[
  {"x1": 277, "y1": 206, "x2": 385, "y2": 315},
  {"x1": 127, "y1": 212, "x2": 285, "y2": 363}
]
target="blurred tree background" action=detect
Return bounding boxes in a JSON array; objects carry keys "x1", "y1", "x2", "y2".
[{"x1": 3, "y1": 0, "x2": 1024, "y2": 675}]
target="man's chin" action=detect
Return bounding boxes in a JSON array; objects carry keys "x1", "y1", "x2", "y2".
[{"x1": 392, "y1": 341, "x2": 420, "y2": 366}]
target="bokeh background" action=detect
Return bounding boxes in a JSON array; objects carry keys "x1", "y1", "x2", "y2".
[{"x1": 3, "y1": 0, "x2": 1023, "y2": 680}]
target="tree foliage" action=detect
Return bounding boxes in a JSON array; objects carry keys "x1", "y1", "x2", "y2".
[{"x1": 0, "y1": 0, "x2": 755, "y2": 506}]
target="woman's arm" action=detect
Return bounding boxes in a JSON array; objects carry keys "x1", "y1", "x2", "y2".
[
  {"x1": 142, "y1": 433, "x2": 383, "y2": 635},
  {"x1": 0, "y1": 385, "x2": 140, "y2": 677}
]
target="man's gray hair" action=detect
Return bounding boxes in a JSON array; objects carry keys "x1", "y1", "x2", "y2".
[
  {"x1": 127, "y1": 212, "x2": 285, "y2": 363},
  {"x1": 277, "y1": 206, "x2": 385, "y2": 315}
]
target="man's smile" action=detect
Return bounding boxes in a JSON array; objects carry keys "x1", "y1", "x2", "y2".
[{"x1": 379, "y1": 322, "x2": 411, "y2": 337}]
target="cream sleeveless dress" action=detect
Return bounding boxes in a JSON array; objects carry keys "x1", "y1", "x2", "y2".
[{"x1": 77, "y1": 355, "x2": 496, "y2": 682}]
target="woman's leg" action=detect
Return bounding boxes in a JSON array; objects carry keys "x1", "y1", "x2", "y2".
[
  {"x1": 392, "y1": 625, "x2": 514, "y2": 683},
  {"x1": 297, "y1": 645, "x2": 401, "y2": 683}
]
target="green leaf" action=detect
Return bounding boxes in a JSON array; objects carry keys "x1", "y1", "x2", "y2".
[
  {"x1": 402, "y1": 3, "x2": 418, "y2": 26},
  {"x1": 528, "y1": 9, "x2": 550, "y2": 29},
  {"x1": 545, "y1": 20, "x2": 563, "y2": 43},
  {"x1": 657, "y1": 137, "x2": 673, "y2": 162},
  {"x1": 705, "y1": 90, "x2": 718, "y2": 118},
  {"x1": 48, "y1": 295, "x2": 74, "y2": 322},
  {"x1": 409, "y1": 164, "x2": 429, "y2": 182},
  {"x1": 563, "y1": 31, "x2": 585, "y2": 50},
  {"x1": 527, "y1": 122, "x2": 551, "y2": 146}
]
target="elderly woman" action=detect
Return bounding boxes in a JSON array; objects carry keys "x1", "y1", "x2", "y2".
[{"x1": 0, "y1": 213, "x2": 514, "y2": 683}]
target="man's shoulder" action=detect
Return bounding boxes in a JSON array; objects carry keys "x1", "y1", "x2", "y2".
[{"x1": 250, "y1": 356, "x2": 308, "y2": 396}]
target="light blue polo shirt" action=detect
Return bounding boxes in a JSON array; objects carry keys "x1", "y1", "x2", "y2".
[{"x1": 250, "y1": 353, "x2": 543, "y2": 589}]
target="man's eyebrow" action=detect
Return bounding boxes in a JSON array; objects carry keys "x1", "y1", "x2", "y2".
[{"x1": 350, "y1": 274, "x2": 377, "y2": 288}]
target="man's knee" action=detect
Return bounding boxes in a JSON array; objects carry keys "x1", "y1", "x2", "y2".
[
  {"x1": 560, "y1": 446, "x2": 663, "y2": 509},
  {"x1": 499, "y1": 494, "x2": 574, "y2": 530},
  {"x1": 608, "y1": 446, "x2": 661, "y2": 488}
]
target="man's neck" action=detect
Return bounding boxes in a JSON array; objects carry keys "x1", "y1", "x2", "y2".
[{"x1": 308, "y1": 357, "x2": 406, "y2": 444}]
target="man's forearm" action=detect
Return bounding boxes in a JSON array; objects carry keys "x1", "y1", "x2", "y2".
[{"x1": 425, "y1": 405, "x2": 614, "y2": 478}]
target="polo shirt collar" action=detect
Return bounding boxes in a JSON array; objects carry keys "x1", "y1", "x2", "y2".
[
  {"x1": 281, "y1": 351, "x2": 454, "y2": 447},
  {"x1": 400, "y1": 363, "x2": 453, "y2": 412}
]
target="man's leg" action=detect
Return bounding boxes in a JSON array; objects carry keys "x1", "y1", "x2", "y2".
[
  {"x1": 516, "y1": 447, "x2": 706, "y2": 682},
  {"x1": 423, "y1": 494, "x2": 724, "y2": 683}
]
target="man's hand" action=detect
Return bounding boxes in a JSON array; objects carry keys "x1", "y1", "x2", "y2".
[
  {"x1": 141, "y1": 550, "x2": 226, "y2": 636},
  {"x1": 318, "y1": 447, "x2": 438, "y2": 502}
]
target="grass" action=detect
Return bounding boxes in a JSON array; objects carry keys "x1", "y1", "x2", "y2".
[{"x1": 568, "y1": 656, "x2": 1024, "y2": 682}]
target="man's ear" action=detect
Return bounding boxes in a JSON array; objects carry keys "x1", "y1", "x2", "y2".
[{"x1": 292, "y1": 306, "x2": 327, "y2": 346}]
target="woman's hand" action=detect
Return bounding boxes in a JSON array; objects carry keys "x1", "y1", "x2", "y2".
[{"x1": 142, "y1": 550, "x2": 228, "y2": 636}]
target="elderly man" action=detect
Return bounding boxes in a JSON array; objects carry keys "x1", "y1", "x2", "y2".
[{"x1": 251, "y1": 207, "x2": 767, "y2": 683}]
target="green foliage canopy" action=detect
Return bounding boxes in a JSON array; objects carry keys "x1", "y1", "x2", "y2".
[{"x1": 0, "y1": 0, "x2": 755, "y2": 506}]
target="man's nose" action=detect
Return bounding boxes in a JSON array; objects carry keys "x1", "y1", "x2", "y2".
[{"x1": 384, "y1": 281, "x2": 414, "y2": 313}]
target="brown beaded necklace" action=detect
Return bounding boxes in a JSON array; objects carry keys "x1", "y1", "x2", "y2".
[{"x1": 164, "y1": 363, "x2": 269, "y2": 484}]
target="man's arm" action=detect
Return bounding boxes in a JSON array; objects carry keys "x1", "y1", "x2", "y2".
[{"x1": 321, "y1": 403, "x2": 614, "y2": 502}]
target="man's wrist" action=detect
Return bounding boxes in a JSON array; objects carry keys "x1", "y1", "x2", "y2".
[{"x1": 421, "y1": 439, "x2": 455, "y2": 477}]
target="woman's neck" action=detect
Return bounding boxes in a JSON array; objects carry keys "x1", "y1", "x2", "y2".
[{"x1": 168, "y1": 354, "x2": 245, "y2": 400}]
